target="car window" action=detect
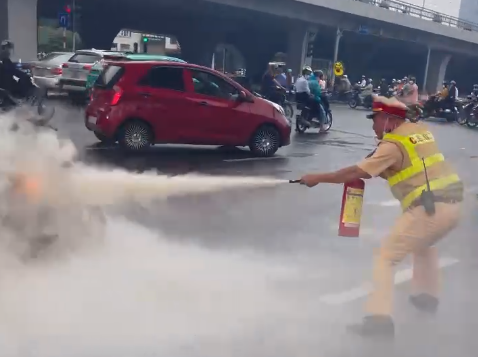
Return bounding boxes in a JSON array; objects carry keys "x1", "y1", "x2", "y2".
[
  {"x1": 95, "y1": 65, "x2": 124, "y2": 88},
  {"x1": 143, "y1": 67, "x2": 185, "y2": 91},
  {"x1": 48, "y1": 53, "x2": 74, "y2": 65},
  {"x1": 69, "y1": 53, "x2": 101, "y2": 63},
  {"x1": 40, "y1": 53, "x2": 61, "y2": 62},
  {"x1": 190, "y1": 70, "x2": 239, "y2": 100}
]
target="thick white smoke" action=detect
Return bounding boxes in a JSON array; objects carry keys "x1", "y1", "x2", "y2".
[{"x1": 0, "y1": 112, "x2": 313, "y2": 357}]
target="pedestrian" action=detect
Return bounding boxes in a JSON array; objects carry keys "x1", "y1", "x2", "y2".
[{"x1": 299, "y1": 95, "x2": 463, "y2": 337}]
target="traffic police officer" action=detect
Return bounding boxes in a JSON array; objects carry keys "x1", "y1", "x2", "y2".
[{"x1": 300, "y1": 96, "x2": 463, "y2": 337}]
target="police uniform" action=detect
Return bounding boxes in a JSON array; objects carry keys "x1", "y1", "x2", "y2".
[{"x1": 348, "y1": 96, "x2": 463, "y2": 337}]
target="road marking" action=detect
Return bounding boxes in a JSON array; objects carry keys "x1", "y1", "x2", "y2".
[
  {"x1": 319, "y1": 257, "x2": 459, "y2": 305},
  {"x1": 223, "y1": 156, "x2": 284, "y2": 162}
]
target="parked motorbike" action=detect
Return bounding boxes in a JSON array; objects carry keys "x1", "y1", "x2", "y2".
[
  {"x1": 348, "y1": 90, "x2": 373, "y2": 109},
  {"x1": 295, "y1": 102, "x2": 333, "y2": 133}
]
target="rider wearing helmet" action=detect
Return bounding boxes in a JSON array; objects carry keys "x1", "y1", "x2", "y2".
[
  {"x1": 471, "y1": 84, "x2": 478, "y2": 99},
  {"x1": 0, "y1": 39, "x2": 32, "y2": 98},
  {"x1": 379, "y1": 78, "x2": 388, "y2": 96}
]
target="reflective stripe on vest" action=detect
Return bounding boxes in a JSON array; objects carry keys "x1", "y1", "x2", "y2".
[{"x1": 382, "y1": 132, "x2": 461, "y2": 210}]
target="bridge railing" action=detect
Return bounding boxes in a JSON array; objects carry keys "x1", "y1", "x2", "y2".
[{"x1": 354, "y1": 0, "x2": 478, "y2": 33}]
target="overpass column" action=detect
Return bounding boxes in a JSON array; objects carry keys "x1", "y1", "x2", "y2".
[
  {"x1": 177, "y1": 29, "x2": 222, "y2": 67},
  {"x1": 0, "y1": 0, "x2": 37, "y2": 61},
  {"x1": 423, "y1": 48, "x2": 451, "y2": 94},
  {"x1": 286, "y1": 26, "x2": 318, "y2": 79}
]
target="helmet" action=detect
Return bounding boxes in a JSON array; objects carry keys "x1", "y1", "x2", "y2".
[
  {"x1": 443, "y1": 80, "x2": 449, "y2": 85},
  {"x1": 302, "y1": 66, "x2": 312, "y2": 72},
  {"x1": 368, "y1": 78, "x2": 373, "y2": 83},
  {"x1": 473, "y1": 84, "x2": 478, "y2": 89},
  {"x1": 381, "y1": 78, "x2": 386, "y2": 82},
  {"x1": 450, "y1": 80, "x2": 456, "y2": 85},
  {"x1": 361, "y1": 75, "x2": 365, "y2": 78},
  {"x1": 343, "y1": 75, "x2": 348, "y2": 78},
  {"x1": 0, "y1": 39, "x2": 13, "y2": 60},
  {"x1": 1, "y1": 40, "x2": 13, "y2": 50}
]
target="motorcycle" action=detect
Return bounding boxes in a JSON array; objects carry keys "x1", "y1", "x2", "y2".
[
  {"x1": 258, "y1": 88, "x2": 294, "y2": 120},
  {"x1": 466, "y1": 102, "x2": 478, "y2": 128},
  {"x1": 328, "y1": 90, "x2": 352, "y2": 103},
  {"x1": 417, "y1": 95, "x2": 462, "y2": 122},
  {"x1": 348, "y1": 89, "x2": 373, "y2": 109},
  {"x1": 295, "y1": 102, "x2": 333, "y2": 133},
  {"x1": 0, "y1": 75, "x2": 55, "y2": 123},
  {"x1": 4, "y1": 172, "x2": 106, "y2": 261},
  {"x1": 457, "y1": 95, "x2": 477, "y2": 126}
]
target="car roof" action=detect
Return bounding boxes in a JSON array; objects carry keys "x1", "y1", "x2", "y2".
[
  {"x1": 75, "y1": 49, "x2": 123, "y2": 56},
  {"x1": 113, "y1": 61, "x2": 215, "y2": 70},
  {"x1": 106, "y1": 53, "x2": 185, "y2": 62}
]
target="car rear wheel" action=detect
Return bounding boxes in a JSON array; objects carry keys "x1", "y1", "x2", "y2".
[
  {"x1": 118, "y1": 120, "x2": 153, "y2": 151},
  {"x1": 249, "y1": 125, "x2": 280, "y2": 157}
]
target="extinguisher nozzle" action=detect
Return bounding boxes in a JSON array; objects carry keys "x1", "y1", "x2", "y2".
[{"x1": 289, "y1": 179, "x2": 301, "y2": 183}]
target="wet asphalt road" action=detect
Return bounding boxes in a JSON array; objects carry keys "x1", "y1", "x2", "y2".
[{"x1": 49, "y1": 101, "x2": 478, "y2": 356}]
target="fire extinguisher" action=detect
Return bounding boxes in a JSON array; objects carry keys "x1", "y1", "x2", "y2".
[{"x1": 338, "y1": 179, "x2": 365, "y2": 237}]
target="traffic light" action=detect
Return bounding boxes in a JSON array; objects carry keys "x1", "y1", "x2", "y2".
[
  {"x1": 133, "y1": 42, "x2": 138, "y2": 53},
  {"x1": 142, "y1": 38, "x2": 148, "y2": 53},
  {"x1": 306, "y1": 40, "x2": 314, "y2": 57},
  {"x1": 64, "y1": 5, "x2": 71, "y2": 13}
]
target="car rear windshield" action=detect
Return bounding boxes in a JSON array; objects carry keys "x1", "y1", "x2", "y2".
[
  {"x1": 40, "y1": 53, "x2": 62, "y2": 62},
  {"x1": 95, "y1": 65, "x2": 124, "y2": 89},
  {"x1": 69, "y1": 53, "x2": 101, "y2": 63},
  {"x1": 48, "y1": 53, "x2": 74, "y2": 65}
]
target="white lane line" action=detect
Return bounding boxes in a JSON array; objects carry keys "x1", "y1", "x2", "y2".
[
  {"x1": 319, "y1": 257, "x2": 460, "y2": 305},
  {"x1": 223, "y1": 156, "x2": 284, "y2": 162}
]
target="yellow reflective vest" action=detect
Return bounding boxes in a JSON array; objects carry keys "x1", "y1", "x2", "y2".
[{"x1": 381, "y1": 122, "x2": 463, "y2": 210}]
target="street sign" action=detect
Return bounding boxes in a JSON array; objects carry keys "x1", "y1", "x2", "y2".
[
  {"x1": 58, "y1": 12, "x2": 69, "y2": 28},
  {"x1": 333, "y1": 61, "x2": 344, "y2": 76},
  {"x1": 358, "y1": 25, "x2": 369, "y2": 34}
]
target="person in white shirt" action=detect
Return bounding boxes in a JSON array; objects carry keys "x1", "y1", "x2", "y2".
[{"x1": 295, "y1": 66, "x2": 312, "y2": 106}]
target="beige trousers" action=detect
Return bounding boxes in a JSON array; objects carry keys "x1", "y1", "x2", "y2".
[{"x1": 365, "y1": 202, "x2": 461, "y2": 316}]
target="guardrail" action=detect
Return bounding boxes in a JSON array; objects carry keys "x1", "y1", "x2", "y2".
[{"x1": 355, "y1": 0, "x2": 478, "y2": 33}]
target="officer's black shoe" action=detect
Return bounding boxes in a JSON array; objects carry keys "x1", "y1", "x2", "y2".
[
  {"x1": 409, "y1": 293, "x2": 439, "y2": 314},
  {"x1": 346, "y1": 315, "x2": 394, "y2": 337}
]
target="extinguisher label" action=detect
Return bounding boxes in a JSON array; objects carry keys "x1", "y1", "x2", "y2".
[{"x1": 342, "y1": 187, "x2": 364, "y2": 227}]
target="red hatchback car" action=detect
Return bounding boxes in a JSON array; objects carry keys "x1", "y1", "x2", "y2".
[{"x1": 85, "y1": 61, "x2": 291, "y2": 156}]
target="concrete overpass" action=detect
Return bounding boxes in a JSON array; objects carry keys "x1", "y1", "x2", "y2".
[{"x1": 3, "y1": 0, "x2": 478, "y2": 91}]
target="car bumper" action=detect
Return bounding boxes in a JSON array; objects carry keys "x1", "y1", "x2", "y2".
[
  {"x1": 85, "y1": 112, "x2": 116, "y2": 137},
  {"x1": 33, "y1": 76, "x2": 61, "y2": 90},
  {"x1": 59, "y1": 78, "x2": 87, "y2": 93}
]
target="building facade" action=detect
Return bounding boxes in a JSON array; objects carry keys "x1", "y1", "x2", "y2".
[{"x1": 111, "y1": 29, "x2": 180, "y2": 55}]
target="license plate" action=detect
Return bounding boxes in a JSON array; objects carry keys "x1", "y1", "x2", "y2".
[
  {"x1": 71, "y1": 70, "x2": 79, "y2": 79},
  {"x1": 88, "y1": 116, "x2": 96, "y2": 124}
]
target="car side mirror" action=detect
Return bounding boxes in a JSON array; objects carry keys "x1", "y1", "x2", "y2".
[{"x1": 238, "y1": 90, "x2": 247, "y2": 101}]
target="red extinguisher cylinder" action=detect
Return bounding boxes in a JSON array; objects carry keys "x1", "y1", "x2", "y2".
[{"x1": 338, "y1": 179, "x2": 365, "y2": 237}]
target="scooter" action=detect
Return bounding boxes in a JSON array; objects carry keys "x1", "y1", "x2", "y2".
[
  {"x1": 348, "y1": 90, "x2": 373, "y2": 109},
  {"x1": 295, "y1": 102, "x2": 333, "y2": 133},
  {"x1": 418, "y1": 95, "x2": 461, "y2": 122},
  {"x1": 466, "y1": 103, "x2": 478, "y2": 128}
]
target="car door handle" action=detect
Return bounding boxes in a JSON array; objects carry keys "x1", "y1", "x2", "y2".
[
  {"x1": 139, "y1": 92, "x2": 151, "y2": 97},
  {"x1": 198, "y1": 101, "x2": 208, "y2": 106}
]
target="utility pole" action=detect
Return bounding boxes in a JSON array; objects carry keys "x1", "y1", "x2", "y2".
[{"x1": 72, "y1": 0, "x2": 76, "y2": 51}]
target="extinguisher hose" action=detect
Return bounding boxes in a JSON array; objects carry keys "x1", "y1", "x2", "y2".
[{"x1": 289, "y1": 179, "x2": 301, "y2": 183}]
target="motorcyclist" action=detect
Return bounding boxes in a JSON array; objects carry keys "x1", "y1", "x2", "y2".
[
  {"x1": 471, "y1": 84, "x2": 478, "y2": 99},
  {"x1": 308, "y1": 70, "x2": 325, "y2": 129},
  {"x1": 261, "y1": 63, "x2": 286, "y2": 105},
  {"x1": 315, "y1": 70, "x2": 330, "y2": 113},
  {"x1": 341, "y1": 75, "x2": 351, "y2": 92},
  {"x1": 295, "y1": 66, "x2": 312, "y2": 106},
  {"x1": 359, "y1": 78, "x2": 373, "y2": 104},
  {"x1": 0, "y1": 40, "x2": 33, "y2": 99},
  {"x1": 379, "y1": 78, "x2": 388, "y2": 96},
  {"x1": 358, "y1": 75, "x2": 366, "y2": 87}
]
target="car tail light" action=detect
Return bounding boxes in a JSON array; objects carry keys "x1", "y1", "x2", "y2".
[
  {"x1": 62, "y1": 63, "x2": 68, "y2": 68},
  {"x1": 83, "y1": 64, "x2": 92, "y2": 70},
  {"x1": 51, "y1": 67, "x2": 62, "y2": 75},
  {"x1": 110, "y1": 85, "x2": 123, "y2": 106}
]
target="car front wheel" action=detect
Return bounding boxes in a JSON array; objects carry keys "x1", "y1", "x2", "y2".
[
  {"x1": 117, "y1": 120, "x2": 153, "y2": 151},
  {"x1": 249, "y1": 125, "x2": 280, "y2": 157}
]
